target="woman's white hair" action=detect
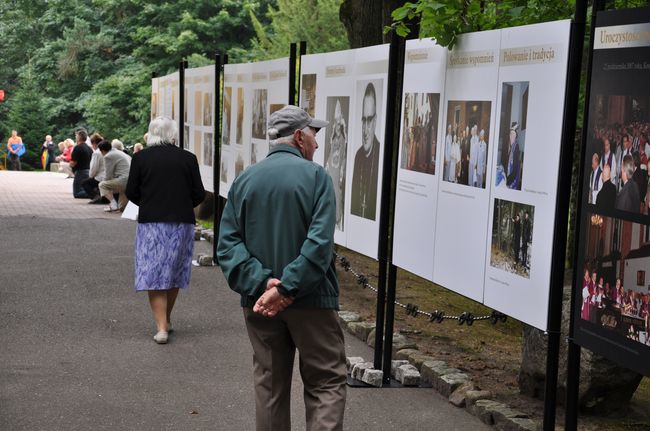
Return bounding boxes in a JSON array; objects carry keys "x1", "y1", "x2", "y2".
[{"x1": 147, "y1": 116, "x2": 178, "y2": 146}]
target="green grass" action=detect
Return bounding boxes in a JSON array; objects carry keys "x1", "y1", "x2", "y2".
[{"x1": 197, "y1": 218, "x2": 214, "y2": 231}]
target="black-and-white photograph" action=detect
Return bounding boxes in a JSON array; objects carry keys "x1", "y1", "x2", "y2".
[
  {"x1": 251, "y1": 142, "x2": 259, "y2": 165},
  {"x1": 351, "y1": 79, "x2": 383, "y2": 221},
  {"x1": 220, "y1": 154, "x2": 229, "y2": 183},
  {"x1": 578, "y1": 214, "x2": 650, "y2": 347},
  {"x1": 252, "y1": 89, "x2": 267, "y2": 140},
  {"x1": 235, "y1": 152, "x2": 244, "y2": 178},
  {"x1": 443, "y1": 100, "x2": 491, "y2": 188},
  {"x1": 490, "y1": 198, "x2": 534, "y2": 279},
  {"x1": 324, "y1": 96, "x2": 349, "y2": 231},
  {"x1": 236, "y1": 88, "x2": 244, "y2": 145},
  {"x1": 203, "y1": 92, "x2": 213, "y2": 127},
  {"x1": 183, "y1": 125, "x2": 189, "y2": 150},
  {"x1": 400, "y1": 92, "x2": 439, "y2": 175},
  {"x1": 203, "y1": 132, "x2": 213, "y2": 166},
  {"x1": 222, "y1": 87, "x2": 232, "y2": 146},
  {"x1": 300, "y1": 74, "x2": 317, "y2": 117},
  {"x1": 495, "y1": 81, "x2": 528, "y2": 190}
]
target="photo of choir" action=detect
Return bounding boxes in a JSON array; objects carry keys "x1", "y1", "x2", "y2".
[
  {"x1": 442, "y1": 100, "x2": 491, "y2": 188},
  {"x1": 222, "y1": 87, "x2": 232, "y2": 146},
  {"x1": 251, "y1": 89, "x2": 267, "y2": 139},
  {"x1": 300, "y1": 74, "x2": 317, "y2": 117},
  {"x1": 495, "y1": 82, "x2": 528, "y2": 191},
  {"x1": 400, "y1": 92, "x2": 439, "y2": 175},
  {"x1": 579, "y1": 214, "x2": 650, "y2": 346},
  {"x1": 490, "y1": 199, "x2": 534, "y2": 279},
  {"x1": 324, "y1": 96, "x2": 349, "y2": 231},
  {"x1": 587, "y1": 95, "x2": 650, "y2": 215}
]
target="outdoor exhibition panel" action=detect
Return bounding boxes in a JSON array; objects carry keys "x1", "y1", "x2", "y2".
[
  {"x1": 484, "y1": 20, "x2": 572, "y2": 330},
  {"x1": 300, "y1": 44, "x2": 389, "y2": 259},
  {"x1": 432, "y1": 29, "x2": 501, "y2": 303},
  {"x1": 393, "y1": 39, "x2": 447, "y2": 281},
  {"x1": 220, "y1": 58, "x2": 290, "y2": 198},
  {"x1": 184, "y1": 64, "x2": 216, "y2": 192},
  {"x1": 391, "y1": 20, "x2": 572, "y2": 330},
  {"x1": 151, "y1": 72, "x2": 180, "y2": 125},
  {"x1": 573, "y1": 7, "x2": 650, "y2": 375}
]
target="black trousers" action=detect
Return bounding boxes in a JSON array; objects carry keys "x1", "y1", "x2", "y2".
[
  {"x1": 8, "y1": 154, "x2": 21, "y2": 171},
  {"x1": 81, "y1": 177, "x2": 100, "y2": 198}
]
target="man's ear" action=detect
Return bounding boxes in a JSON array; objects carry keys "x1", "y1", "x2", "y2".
[{"x1": 294, "y1": 129, "x2": 303, "y2": 148}]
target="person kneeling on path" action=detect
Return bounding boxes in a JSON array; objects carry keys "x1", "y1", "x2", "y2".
[
  {"x1": 217, "y1": 105, "x2": 347, "y2": 431},
  {"x1": 126, "y1": 116, "x2": 205, "y2": 344},
  {"x1": 83, "y1": 133, "x2": 108, "y2": 204},
  {"x1": 70, "y1": 129, "x2": 94, "y2": 198},
  {"x1": 98, "y1": 140, "x2": 131, "y2": 212}
]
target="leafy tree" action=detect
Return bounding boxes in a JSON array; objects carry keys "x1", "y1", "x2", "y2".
[
  {"x1": 5, "y1": 64, "x2": 52, "y2": 169},
  {"x1": 249, "y1": 0, "x2": 349, "y2": 59},
  {"x1": 390, "y1": 0, "x2": 575, "y2": 47}
]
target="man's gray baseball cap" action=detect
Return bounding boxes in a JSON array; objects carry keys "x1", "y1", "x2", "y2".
[{"x1": 267, "y1": 105, "x2": 329, "y2": 139}]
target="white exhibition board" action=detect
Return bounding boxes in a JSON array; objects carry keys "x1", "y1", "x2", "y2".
[
  {"x1": 184, "y1": 65, "x2": 215, "y2": 192},
  {"x1": 220, "y1": 58, "x2": 290, "y2": 198},
  {"x1": 483, "y1": 20, "x2": 571, "y2": 330},
  {"x1": 391, "y1": 20, "x2": 571, "y2": 330},
  {"x1": 300, "y1": 45, "x2": 389, "y2": 259},
  {"x1": 433, "y1": 29, "x2": 501, "y2": 303},
  {"x1": 155, "y1": 72, "x2": 180, "y2": 125},
  {"x1": 393, "y1": 39, "x2": 447, "y2": 281}
]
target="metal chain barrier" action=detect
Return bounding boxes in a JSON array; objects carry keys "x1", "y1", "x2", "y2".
[{"x1": 334, "y1": 252, "x2": 508, "y2": 326}]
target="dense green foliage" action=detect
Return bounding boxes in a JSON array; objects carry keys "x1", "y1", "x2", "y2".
[
  {"x1": 249, "y1": 0, "x2": 349, "y2": 59},
  {"x1": 0, "y1": 0, "x2": 274, "y2": 168},
  {"x1": 391, "y1": 0, "x2": 575, "y2": 46}
]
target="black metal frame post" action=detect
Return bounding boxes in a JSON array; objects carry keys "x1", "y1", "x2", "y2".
[
  {"x1": 376, "y1": 32, "x2": 406, "y2": 379},
  {"x1": 541, "y1": 1, "x2": 589, "y2": 430},
  {"x1": 213, "y1": 53, "x2": 223, "y2": 263},
  {"x1": 289, "y1": 43, "x2": 297, "y2": 105},
  {"x1": 297, "y1": 40, "x2": 306, "y2": 107},
  {"x1": 565, "y1": 1, "x2": 606, "y2": 429},
  {"x1": 179, "y1": 60, "x2": 186, "y2": 148}
]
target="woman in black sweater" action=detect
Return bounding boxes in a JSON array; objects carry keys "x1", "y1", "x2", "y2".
[{"x1": 126, "y1": 116, "x2": 205, "y2": 344}]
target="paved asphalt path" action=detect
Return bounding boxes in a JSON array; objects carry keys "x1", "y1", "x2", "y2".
[{"x1": 0, "y1": 171, "x2": 490, "y2": 430}]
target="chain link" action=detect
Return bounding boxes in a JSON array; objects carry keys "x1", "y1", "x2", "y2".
[{"x1": 334, "y1": 252, "x2": 508, "y2": 326}]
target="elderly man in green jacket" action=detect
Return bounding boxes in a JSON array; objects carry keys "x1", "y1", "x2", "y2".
[{"x1": 217, "y1": 105, "x2": 346, "y2": 431}]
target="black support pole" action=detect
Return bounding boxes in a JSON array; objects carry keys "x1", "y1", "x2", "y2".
[
  {"x1": 179, "y1": 60, "x2": 186, "y2": 148},
  {"x1": 376, "y1": 32, "x2": 405, "y2": 379},
  {"x1": 213, "y1": 53, "x2": 222, "y2": 264},
  {"x1": 289, "y1": 43, "x2": 297, "y2": 105},
  {"x1": 565, "y1": 1, "x2": 605, "y2": 429},
  {"x1": 542, "y1": 1, "x2": 588, "y2": 430},
  {"x1": 298, "y1": 40, "x2": 306, "y2": 106}
]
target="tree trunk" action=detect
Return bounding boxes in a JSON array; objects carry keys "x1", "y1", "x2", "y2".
[{"x1": 339, "y1": 0, "x2": 404, "y2": 48}]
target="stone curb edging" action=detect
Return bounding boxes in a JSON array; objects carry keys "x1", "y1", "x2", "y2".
[{"x1": 338, "y1": 310, "x2": 540, "y2": 431}]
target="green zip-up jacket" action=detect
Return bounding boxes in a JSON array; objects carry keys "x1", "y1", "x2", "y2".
[{"x1": 217, "y1": 144, "x2": 339, "y2": 309}]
